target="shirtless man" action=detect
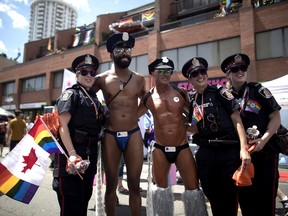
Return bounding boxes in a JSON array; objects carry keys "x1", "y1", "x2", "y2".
[
  {"x1": 139, "y1": 57, "x2": 207, "y2": 216},
  {"x1": 92, "y1": 32, "x2": 146, "y2": 216}
]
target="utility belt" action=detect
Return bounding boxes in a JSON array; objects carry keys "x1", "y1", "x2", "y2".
[
  {"x1": 193, "y1": 132, "x2": 239, "y2": 147},
  {"x1": 69, "y1": 129, "x2": 99, "y2": 157},
  {"x1": 72, "y1": 130, "x2": 98, "y2": 145}
]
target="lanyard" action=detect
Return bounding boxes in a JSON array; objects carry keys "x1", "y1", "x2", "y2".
[
  {"x1": 194, "y1": 93, "x2": 205, "y2": 127},
  {"x1": 240, "y1": 86, "x2": 249, "y2": 112},
  {"x1": 79, "y1": 85, "x2": 99, "y2": 119}
]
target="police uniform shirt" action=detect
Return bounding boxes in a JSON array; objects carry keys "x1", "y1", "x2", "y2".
[
  {"x1": 190, "y1": 85, "x2": 239, "y2": 138},
  {"x1": 57, "y1": 83, "x2": 103, "y2": 137},
  {"x1": 230, "y1": 82, "x2": 281, "y2": 135}
]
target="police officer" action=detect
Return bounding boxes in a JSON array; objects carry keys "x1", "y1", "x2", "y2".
[
  {"x1": 53, "y1": 54, "x2": 104, "y2": 216},
  {"x1": 182, "y1": 57, "x2": 250, "y2": 216},
  {"x1": 222, "y1": 53, "x2": 281, "y2": 216}
]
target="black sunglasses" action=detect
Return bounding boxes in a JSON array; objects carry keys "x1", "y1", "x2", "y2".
[
  {"x1": 188, "y1": 69, "x2": 207, "y2": 78},
  {"x1": 79, "y1": 69, "x2": 97, "y2": 77},
  {"x1": 228, "y1": 65, "x2": 248, "y2": 73}
]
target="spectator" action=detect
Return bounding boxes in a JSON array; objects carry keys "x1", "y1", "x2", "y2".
[{"x1": 7, "y1": 110, "x2": 26, "y2": 151}]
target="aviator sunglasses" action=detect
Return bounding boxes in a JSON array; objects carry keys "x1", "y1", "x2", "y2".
[
  {"x1": 188, "y1": 69, "x2": 207, "y2": 78},
  {"x1": 113, "y1": 47, "x2": 132, "y2": 55},
  {"x1": 156, "y1": 69, "x2": 174, "y2": 75},
  {"x1": 228, "y1": 65, "x2": 248, "y2": 73},
  {"x1": 78, "y1": 69, "x2": 97, "y2": 77}
]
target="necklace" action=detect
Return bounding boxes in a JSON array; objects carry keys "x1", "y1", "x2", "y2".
[{"x1": 119, "y1": 72, "x2": 133, "y2": 90}]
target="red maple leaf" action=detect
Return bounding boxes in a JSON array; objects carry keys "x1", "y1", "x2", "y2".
[{"x1": 22, "y1": 148, "x2": 39, "y2": 173}]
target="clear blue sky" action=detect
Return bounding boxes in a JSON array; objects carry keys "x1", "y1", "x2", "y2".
[{"x1": 0, "y1": 0, "x2": 153, "y2": 63}]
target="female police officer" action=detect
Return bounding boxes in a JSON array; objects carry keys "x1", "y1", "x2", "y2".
[
  {"x1": 53, "y1": 54, "x2": 104, "y2": 216},
  {"x1": 222, "y1": 53, "x2": 281, "y2": 216},
  {"x1": 183, "y1": 57, "x2": 250, "y2": 216}
]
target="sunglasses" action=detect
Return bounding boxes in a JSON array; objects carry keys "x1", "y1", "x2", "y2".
[
  {"x1": 207, "y1": 113, "x2": 218, "y2": 132},
  {"x1": 228, "y1": 65, "x2": 248, "y2": 73},
  {"x1": 188, "y1": 69, "x2": 207, "y2": 78},
  {"x1": 113, "y1": 47, "x2": 132, "y2": 55},
  {"x1": 156, "y1": 69, "x2": 173, "y2": 75},
  {"x1": 79, "y1": 69, "x2": 97, "y2": 77}
]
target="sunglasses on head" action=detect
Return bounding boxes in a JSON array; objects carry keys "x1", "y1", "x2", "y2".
[
  {"x1": 188, "y1": 69, "x2": 207, "y2": 78},
  {"x1": 156, "y1": 69, "x2": 173, "y2": 75},
  {"x1": 78, "y1": 69, "x2": 97, "y2": 77},
  {"x1": 228, "y1": 65, "x2": 248, "y2": 73}
]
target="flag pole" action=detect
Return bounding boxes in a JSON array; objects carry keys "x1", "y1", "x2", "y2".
[{"x1": 39, "y1": 118, "x2": 83, "y2": 180}]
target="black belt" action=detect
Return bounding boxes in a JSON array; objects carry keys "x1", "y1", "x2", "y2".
[{"x1": 197, "y1": 139, "x2": 239, "y2": 147}]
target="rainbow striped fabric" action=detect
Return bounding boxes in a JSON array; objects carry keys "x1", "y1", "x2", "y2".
[
  {"x1": 0, "y1": 119, "x2": 63, "y2": 204},
  {"x1": 28, "y1": 119, "x2": 63, "y2": 154}
]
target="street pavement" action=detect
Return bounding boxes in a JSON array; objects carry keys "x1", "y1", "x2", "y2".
[{"x1": 0, "y1": 146, "x2": 287, "y2": 216}]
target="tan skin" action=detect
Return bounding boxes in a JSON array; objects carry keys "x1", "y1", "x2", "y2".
[
  {"x1": 188, "y1": 69, "x2": 251, "y2": 171},
  {"x1": 92, "y1": 49, "x2": 146, "y2": 216},
  {"x1": 139, "y1": 69, "x2": 199, "y2": 189},
  {"x1": 226, "y1": 69, "x2": 281, "y2": 152}
]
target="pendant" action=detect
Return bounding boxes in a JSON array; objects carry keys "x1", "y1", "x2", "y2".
[{"x1": 120, "y1": 83, "x2": 124, "y2": 90}]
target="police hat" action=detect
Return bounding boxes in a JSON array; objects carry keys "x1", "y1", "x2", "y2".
[
  {"x1": 71, "y1": 54, "x2": 99, "y2": 72},
  {"x1": 106, "y1": 32, "x2": 135, "y2": 53},
  {"x1": 181, "y1": 57, "x2": 208, "y2": 78},
  {"x1": 221, "y1": 53, "x2": 250, "y2": 73},
  {"x1": 148, "y1": 57, "x2": 174, "y2": 74}
]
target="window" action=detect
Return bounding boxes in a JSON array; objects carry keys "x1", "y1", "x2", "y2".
[
  {"x1": 198, "y1": 41, "x2": 218, "y2": 67},
  {"x1": 3, "y1": 82, "x2": 14, "y2": 96},
  {"x1": 53, "y1": 71, "x2": 63, "y2": 88},
  {"x1": 22, "y1": 76, "x2": 45, "y2": 92},
  {"x1": 98, "y1": 62, "x2": 111, "y2": 74},
  {"x1": 219, "y1": 37, "x2": 241, "y2": 63},
  {"x1": 135, "y1": 55, "x2": 148, "y2": 75},
  {"x1": 160, "y1": 37, "x2": 240, "y2": 70},
  {"x1": 256, "y1": 29, "x2": 284, "y2": 60}
]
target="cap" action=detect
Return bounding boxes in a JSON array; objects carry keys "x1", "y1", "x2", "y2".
[
  {"x1": 221, "y1": 53, "x2": 250, "y2": 73},
  {"x1": 71, "y1": 54, "x2": 99, "y2": 72},
  {"x1": 106, "y1": 32, "x2": 135, "y2": 53},
  {"x1": 148, "y1": 57, "x2": 174, "y2": 74},
  {"x1": 181, "y1": 57, "x2": 208, "y2": 78}
]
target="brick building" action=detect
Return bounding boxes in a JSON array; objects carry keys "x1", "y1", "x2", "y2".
[{"x1": 0, "y1": 0, "x2": 287, "y2": 119}]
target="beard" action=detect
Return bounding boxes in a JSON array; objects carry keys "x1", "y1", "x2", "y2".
[{"x1": 113, "y1": 55, "x2": 132, "y2": 69}]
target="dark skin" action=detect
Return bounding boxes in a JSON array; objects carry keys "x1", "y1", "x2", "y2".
[
  {"x1": 139, "y1": 68, "x2": 199, "y2": 189},
  {"x1": 92, "y1": 47, "x2": 146, "y2": 216}
]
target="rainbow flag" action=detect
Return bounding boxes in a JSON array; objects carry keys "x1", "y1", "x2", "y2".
[
  {"x1": 192, "y1": 107, "x2": 202, "y2": 124},
  {"x1": 28, "y1": 119, "x2": 64, "y2": 154},
  {"x1": 245, "y1": 99, "x2": 262, "y2": 114},
  {"x1": 0, "y1": 119, "x2": 64, "y2": 204}
]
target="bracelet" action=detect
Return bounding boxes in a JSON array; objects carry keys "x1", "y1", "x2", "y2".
[{"x1": 68, "y1": 150, "x2": 76, "y2": 155}]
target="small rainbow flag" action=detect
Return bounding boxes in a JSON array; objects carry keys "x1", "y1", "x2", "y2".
[
  {"x1": 192, "y1": 107, "x2": 202, "y2": 124},
  {"x1": 0, "y1": 119, "x2": 64, "y2": 204},
  {"x1": 245, "y1": 99, "x2": 262, "y2": 114}
]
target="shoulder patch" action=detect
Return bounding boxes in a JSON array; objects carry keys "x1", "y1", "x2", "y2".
[
  {"x1": 220, "y1": 88, "x2": 234, "y2": 100},
  {"x1": 60, "y1": 90, "x2": 74, "y2": 101},
  {"x1": 258, "y1": 86, "x2": 272, "y2": 99}
]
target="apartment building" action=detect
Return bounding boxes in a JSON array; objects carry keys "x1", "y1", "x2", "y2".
[
  {"x1": 0, "y1": 0, "x2": 287, "y2": 120},
  {"x1": 29, "y1": 0, "x2": 77, "y2": 41}
]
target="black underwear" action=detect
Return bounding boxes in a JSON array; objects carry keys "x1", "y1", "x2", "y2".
[
  {"x1": 104, "y1": 127, "x2": 140, "y2": 151},
  {"x1": 154, "y1": 143, "x2": 190, "y2": 164}
]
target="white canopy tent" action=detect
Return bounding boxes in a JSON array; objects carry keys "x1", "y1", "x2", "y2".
[{"x1": 262, "y1": 74, "x2": 288, "y2": 108}]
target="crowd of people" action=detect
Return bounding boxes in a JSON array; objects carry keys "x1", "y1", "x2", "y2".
[{"x1": 1, "y1": 31, "x2": 287, "y2": 216}]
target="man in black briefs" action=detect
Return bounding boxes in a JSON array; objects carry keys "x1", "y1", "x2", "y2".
[{"x1": 139, "y1": 57, "x2": 207, "y2": 216}]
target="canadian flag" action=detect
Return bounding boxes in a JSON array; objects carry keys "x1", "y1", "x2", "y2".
[{"x1": 62, "y1": 69, "x2": 76, "y2": 92}]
